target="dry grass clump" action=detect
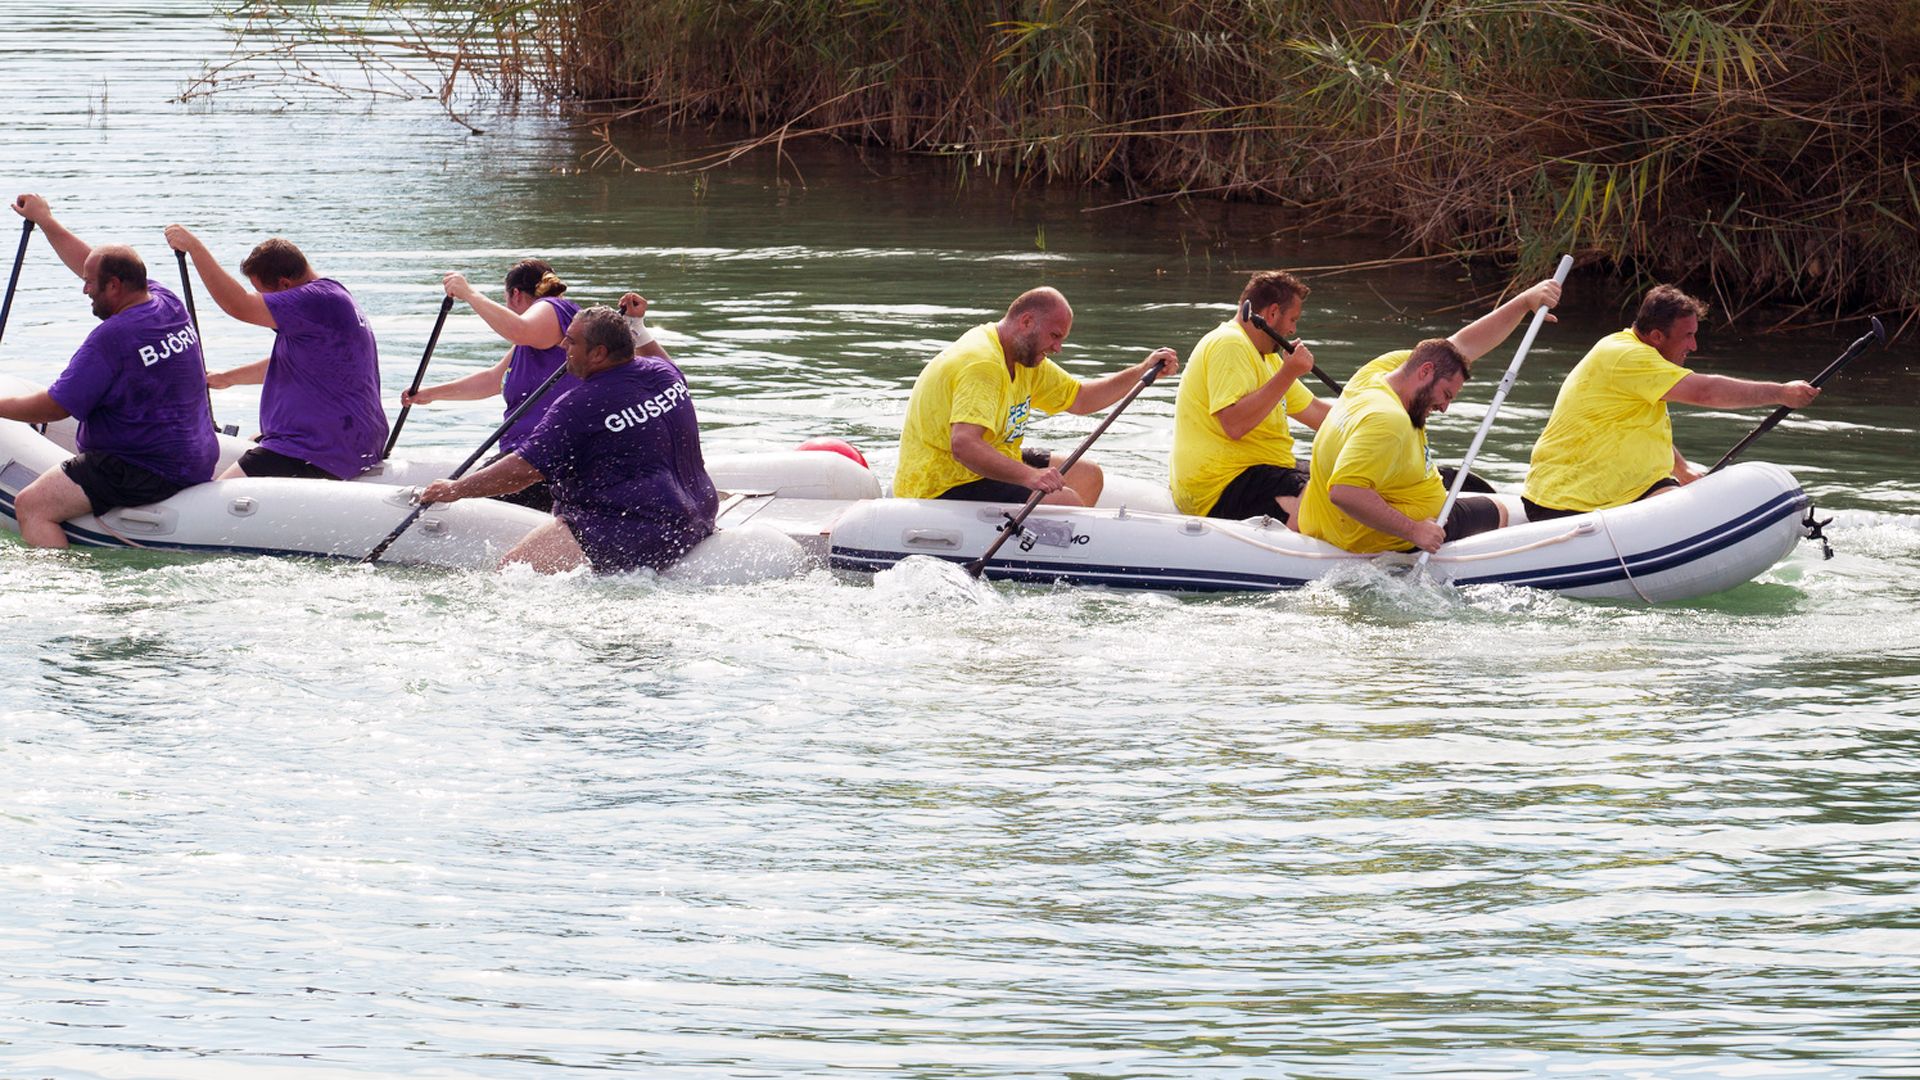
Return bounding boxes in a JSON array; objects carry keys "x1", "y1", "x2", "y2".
[{"x1": 212, "y1": 0, "x2": 1920, "y2": 329}]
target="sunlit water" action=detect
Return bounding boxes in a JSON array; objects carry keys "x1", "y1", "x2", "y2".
[{"x1": 2, "y1": 3, "x2": 1919, "y2": 1077}]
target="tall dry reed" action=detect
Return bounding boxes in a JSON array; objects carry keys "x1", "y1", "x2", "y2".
[{"x1": 213, "y1": 0, "x2": 1920, "y2": 328}]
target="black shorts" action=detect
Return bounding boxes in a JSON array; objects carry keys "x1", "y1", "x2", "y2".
[
  {"x1": 491, "y1": 481, "x2": 554, "y2": 514},
  {"x1": 1521, "y1": 476, "x2": 1679, "y2": 522},
  {"x1": 1441, "y1": 495, "x2": 1504, "y2": 543},
  {"x1": 934, "y1": 447, "x2": 1054, "y2": 503},
  {"x1": 1208, "y1": 464, "x2": 1309, "y2": 522},
  {"x1": 237, "y1": 447, "x2": 341, "y2": 481},
  {"x1": 1437, "y1": 466, "x2": 1496, "y2": 495},
  {"x1": 61, "y1": 452, "x2": 188, "y2": 516}
]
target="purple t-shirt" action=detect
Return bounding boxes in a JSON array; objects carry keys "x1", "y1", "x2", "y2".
[
  {"x1": 500, "y1": 296, "x2": 582, "y2": 453},
  {"x1": 518, "y1": 357, "x2": 718, "y2": 573},
  {"x1": 258, "y1": 278, "x2": 388, "y2": 479},
  {"x1": 46, "y1": 283, "x2": 217, "y2": 487}
]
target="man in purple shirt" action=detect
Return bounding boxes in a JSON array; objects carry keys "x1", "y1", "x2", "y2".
[
  {"x1": 163, "y1": 225, "x2": 387, "y2": 480},
  {"x1": 419, "y1": 306, "x2": 718, "y2": 574},
  {"x1": 0, "y1": 195, "x2": 218, "y2": 548}
]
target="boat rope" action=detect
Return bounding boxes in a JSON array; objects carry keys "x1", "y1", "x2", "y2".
[
  {"x1": 1425, "y1": 526, "x2": 1586, "y2": 563},
  {"x1": 1596, "y1": 508, "x2": 1655, "y2": 605}
]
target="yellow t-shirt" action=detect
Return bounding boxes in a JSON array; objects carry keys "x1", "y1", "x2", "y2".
[
  {"x1": 1298, "y1": 383, "x2": 1446, "y2": 553},
  {"x1": 893, "y1": 323, "x2": 1081, "y2": 499},
  {"x1": 1168, "y1": 320, "x2": 1317, "y2": 515},
  {"x1": 1341, "y1": 350, "x2": 1409, "y2": 399},
  {"x1": 1523, "y1": 330, "x2": 1692, "y2": 512}
]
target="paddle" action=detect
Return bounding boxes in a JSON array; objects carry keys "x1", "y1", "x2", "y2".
[
  {"x1": 362, "y1": 360, "x2": 571, "y2": 565},
  {"x1": 0, "y1": 220, "x2": 31, "y2": 350},
  {"x1": 170, "y1": 247, "x2": 233, "y2": 435},
  {"x1": 1416, "y1": 253, "x2": 1574, "y2": 574},
  {"x1": 963, "y1": 355, "x2": 1171, "y2": 579},
  {"x1": 1707, "y1": 316, "x2": 1887, "y2": 474},
  {"x1": 382, "y1": 294, "x2": 455, "y2": 459},
  {"x1": 1240, "y1": 299, "x2": 1344, "y2": 395}
]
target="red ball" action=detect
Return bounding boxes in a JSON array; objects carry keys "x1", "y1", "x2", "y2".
[{"x1": 795, "y1": 437, "x2": 869, "y2": 469}]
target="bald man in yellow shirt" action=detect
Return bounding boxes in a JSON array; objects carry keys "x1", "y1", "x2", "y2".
[
  {"x1": 1522, "y1": 285, "x2": 1819, "y2": 520},
  {"x1": 893, "y1": 287, "x2": 1179, "y2": 505}
]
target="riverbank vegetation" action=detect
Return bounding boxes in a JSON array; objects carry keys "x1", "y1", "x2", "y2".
[{"x1": 215, "y1": 1, "x2": 1919, "y2": 330}]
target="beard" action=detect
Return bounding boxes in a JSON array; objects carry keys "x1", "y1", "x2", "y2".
[
  {"x1": 1407, "y1": 385, "x2": 1437, "y2": 429},
  {"x1": 91, "y1": 292, "x2": 113, "y2": 320},
  {"x1": 1004, "y1": 331, "x2": 1045, "y2": 368}
]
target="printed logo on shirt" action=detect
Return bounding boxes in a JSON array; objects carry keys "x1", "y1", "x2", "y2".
[
  {"x1": 1002, "y1": 396, "x2": 1034, "y2": 445},
  {"x1": 137, "y1": 323, "x2": 200, "y2": 367},
  {"x1": 603, "y1": 380, "x2": 691, "y2": 433}
]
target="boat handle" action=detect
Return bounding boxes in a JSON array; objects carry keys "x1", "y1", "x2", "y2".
[
  {"x1": 904, "y1": 529, "x2": 961, "y2": 549},
  {"x1": 108, "y1": 508, "x2": 168, "y2": 533}
]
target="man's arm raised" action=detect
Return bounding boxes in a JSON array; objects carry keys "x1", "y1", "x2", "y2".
[
  {"x1": 11, "y1": 196, "x2": 91, "y2": 279},
  {"x1": 1449, "y1": 279, "x2": 1562, "y2": 363},
  {"x1": 162, "y1": 225, "x2": 275, "y2": 328}
]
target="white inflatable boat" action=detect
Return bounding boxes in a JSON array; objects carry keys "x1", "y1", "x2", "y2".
[
  {"x1": 0, "y1": 418, "x2": 828, "y2": 578},
  {"x1": 826, "y1": 461, "x2": 1817, "y2": 603}
]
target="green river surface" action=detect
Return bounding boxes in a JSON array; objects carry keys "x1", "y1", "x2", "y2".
[{"x1": 3, "y1": 3, "x2": 1919, "y2": 1077}]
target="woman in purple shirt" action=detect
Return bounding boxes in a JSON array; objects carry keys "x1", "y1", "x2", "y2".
[
  {"x1": 165, "y1": 226, "x2": 387, "y2": 480},
  {"x1": 403, "y1": 261, "x2": 668, "y2": 512},
  {"x1": 418, "y1": 307, "x2": 717, "y2": 575}
]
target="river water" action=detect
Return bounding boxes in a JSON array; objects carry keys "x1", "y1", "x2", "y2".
[{"x1": 3, "y1": 3, "x2": 1919, "y2": 1077}]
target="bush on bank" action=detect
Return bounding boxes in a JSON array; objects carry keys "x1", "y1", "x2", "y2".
[{"x1": 241, "y1": 0, "x2": 1920, "y2": 326}]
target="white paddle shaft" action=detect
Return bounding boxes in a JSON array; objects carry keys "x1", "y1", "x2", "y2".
[{"x1": 1415, "y1": 253, "x2": 1574, "y2": 573}]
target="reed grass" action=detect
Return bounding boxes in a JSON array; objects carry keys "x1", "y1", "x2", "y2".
[{"x1": 215, "y1": 0, "x2": 1920, "y2": 328}]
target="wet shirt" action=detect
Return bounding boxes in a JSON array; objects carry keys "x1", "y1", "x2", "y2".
[
  {"x1": 46, "y1": 283, "x2": 217, "y2": 486},
  {"x1": 518, "y1": 357, "x2": 718, "y2": 573},
  {"x1": 893, "y1": 323, "x2": 1080, "y2": 499},
  {"x1": 1524, "y1": 330, "x2": 1692, "y2": 512},
  {"x1": 1169, "y1": 320, "x2": 1317, "y2": 515},
  {"x1": 500, "y1": 296, "x2": 582, "y2": 453},
  {"x1": 1298, "y1": 381, "x2": 1445, "y2": 553},
  {"x1": 258, "y1": 278, "x2": 388, "y2": 479}
]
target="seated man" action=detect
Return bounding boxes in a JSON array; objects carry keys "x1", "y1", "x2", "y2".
[
  {"x1": 1297, "y1": 339, "x2": 1508, "y2": 554},
  {"x1": 1333, "y1": 277, "x2": 1564, "y2": 498},
  {"x1": 1522, "y1": 284, "x2": 1818, "y2": 520},
  {"x1": 417, "y1": 307, "x2": 717, "y2": 574},
  {"x1": 1169, "y1": 270, "x2": 1327, "y2": 521},
  {"x1": 893, "y1": 286, "x2": 1178, "y2": 505},
  {"x1": 163, "y1": 225, "x2": 387, "y2": 481},
  {"x1": 0, "y1": 195, "x2": 217, "y2": 548}
]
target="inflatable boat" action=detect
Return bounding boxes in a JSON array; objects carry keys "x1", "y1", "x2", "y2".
[
  {"x1": 827, "y1": 461, "x2": 1818, "y2": 603},
  {"x1": 0, "y1": 418, "x2": 818, "y2": 578}
]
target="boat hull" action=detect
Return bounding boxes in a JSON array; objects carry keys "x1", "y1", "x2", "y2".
[{"x1": 827, "y1": 462, "x2": 1811, "y2": 603}]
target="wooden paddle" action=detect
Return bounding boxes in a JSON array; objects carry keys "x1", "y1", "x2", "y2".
[
  {"x1": 1708, "y1": 316, "x2": 1886, "y2": 474},
  {"x1": 382, "y1": 294, "x2": 455, "y2": 459},
  {"x1": 362, "y1": 360, "x2": 571, "y2": 564},
  {"x1": 0, "y1": 220, "x2": 31, "y2": 350},
  {"x1": 963, "y1": 355, "x2": 1171, "y2": 579}
]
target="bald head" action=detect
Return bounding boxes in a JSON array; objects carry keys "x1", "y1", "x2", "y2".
[
  {"x1": 997, "y1": 287, "x2": 1073, "y2": 369},
  {"x1": 1006, "y1": 286, "x2": 1070, "y2": 323}
]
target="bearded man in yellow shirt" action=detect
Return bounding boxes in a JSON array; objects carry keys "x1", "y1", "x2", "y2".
[
  {"x1": 1298, "y1": 339, "x2": 1510, "y2": 553},
  {"x1": 1169, "y1": 270, "x2": 1329, "y2": 522},
  {"x1": 1522, "y1": 285, "x2": 1819, "y2": 520},
  {"x1": 893, "y1": 287, "x2": 1179, "y2": 505}
]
